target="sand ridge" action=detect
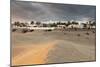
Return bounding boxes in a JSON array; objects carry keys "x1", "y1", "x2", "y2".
[
  {"x1": 12, "y1": 41, "x2": 57, "y2": 66},
  {"x1": 12, "y1": 30, "x2": 96, "y2": 66}
]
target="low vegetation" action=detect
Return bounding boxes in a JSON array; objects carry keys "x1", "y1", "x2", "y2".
[
  {"x1": 12, "y1": 20, "x2": 96, "y2": 34},
  {"x1": 22, "y1": 29, "x2": 28, "y2": 33},
  {"x1": 12, "y1": 29, "x2": 17, "y2": 32}
]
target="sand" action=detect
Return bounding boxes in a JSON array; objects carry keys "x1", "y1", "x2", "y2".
[
  {"x1": 12, "y1": 30, "x2": 96, "y2": 66},
  {"x1": 12, "y1": 42, "x2": 56, "y2": 66}
]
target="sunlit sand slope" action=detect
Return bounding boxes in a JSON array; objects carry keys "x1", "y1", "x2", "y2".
[{"x1": 12, "y1": 31, "x2": 95, "y2": 66}]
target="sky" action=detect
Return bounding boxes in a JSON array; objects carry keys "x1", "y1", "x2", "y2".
[{"x1": 11, "y1": 1, "x2": 96, "y2": 23}]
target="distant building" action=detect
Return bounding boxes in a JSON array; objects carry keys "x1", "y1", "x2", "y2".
[
  {"x1": 57, "y1": 25, "x2": 66, "y2": 29},
  {"x1": 67, "y1": 24, "x2": 80, "y2": 28}
]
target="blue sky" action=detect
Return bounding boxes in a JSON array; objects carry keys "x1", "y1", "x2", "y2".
[{"x1": 11, "y1": 1, "x2": 96, "y2": 22}]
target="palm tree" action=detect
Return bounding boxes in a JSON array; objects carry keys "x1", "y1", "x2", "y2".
[
  {"x1": 82, "y1": 23, "x2": 87, "y2": 29},
  {"x1": 88, "y1": 21, "x2": 92, "y2": 29},
  {"x1": 50, "y1": 23, "x2": 57, "y2": 27},
  {"x1": 30, "y1": 21, "x2": 34, "y2": 25},
  {"x1": 90, "y1": 21, "x2": 96, "y2": 29},
  {"x1": 72, "y1": 21, "x2": 79, "y2": 25},
  {"x1": 71, "y1": 21, "x2": 79, "y2": 30},
  {"x1": 85, "y1": 21, "x2": 95, "y2": 29},
  {"x1": 57, "y1": 21, "x2": 61, "y2": 25},
  {"x1": 14, "y1": 21, "x2": 20, "y2": 27},
  {"x1": 36, "y1": 21, "x2": 41, "y2": 27},
  {"x1": 43, "y1": 23, "x2": 47, "y2": 27},
  {"x1": 66, "y1": 21, "x2": 71, "y2": 27},
  {"x1": 92, "y1": 21, "x2": 96, "y2": 26}
]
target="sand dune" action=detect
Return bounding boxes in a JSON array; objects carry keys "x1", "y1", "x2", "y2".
[
  {"x1": 12, "y1": 30, "x2": 96, "y2": 66},
  {"x1": 12, "y1": 41, "x2": 57, "y2": 66}
]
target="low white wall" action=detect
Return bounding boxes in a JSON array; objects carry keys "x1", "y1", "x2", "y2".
[{"x1": 13, "y1": 26, "x2": 55, "y2": 30}]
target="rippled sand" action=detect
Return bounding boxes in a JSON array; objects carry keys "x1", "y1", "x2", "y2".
[
  {"x1": 12, "y1": 42, "x2": 56, "y2": 66},
  {"x1": 12, "y1": 30, "x2": 96, "y2": 66}
]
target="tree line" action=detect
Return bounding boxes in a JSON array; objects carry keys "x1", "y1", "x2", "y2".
[{"x1": 12, "y1": 20, "x2": 96, "y2": 29}]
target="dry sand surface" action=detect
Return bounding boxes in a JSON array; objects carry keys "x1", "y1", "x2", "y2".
[{"x1": 12, "y1": 30, "x2": 96, "y2": 66}]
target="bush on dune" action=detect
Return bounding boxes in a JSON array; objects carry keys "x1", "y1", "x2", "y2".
[
  {"x1": 85, "y1": 32, "x2": 89, "y2": 35},
  {"x1": 44, "y1": 29, "x2": 52, "y2": 32},
  {"x1": 12, "y1": 28, "x2": 17, "y2": 32},
  {"x1": 22, "y1": 29, "x2": 28, "y2": 33},
  {"x1": 29, "y1": 29, "x2": 34, "y2": 32}
]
